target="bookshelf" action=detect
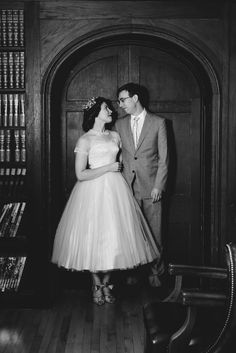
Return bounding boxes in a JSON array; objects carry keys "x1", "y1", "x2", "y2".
[{"x1": 0, "y1": 8, "x2": 30, "y2": 306}]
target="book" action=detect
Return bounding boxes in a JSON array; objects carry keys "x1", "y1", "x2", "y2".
[
  {"x1": 13, "y1": 93, "x2": 19, "y2": 126},
  {"x1": 19, "y1": 94, "x2": 25, "y2": 127},
  {"x1": 0, "y1": 203, "x2": 9, "y2": 225},
  {"x1": 8, "y1": 202, "x2": 21, "y2": 237},
  {"x1": 2, "y1": 52, "x2": 8, "y2": 89},
  {"x1": 10, "y1": 202, "x2": 26, "y2": 238},
  {"x1": 14, "y1": 129, "x2": 20, "y2": 162},
  {"x1": 0, "y1": 94, "x2": 2, "y2": 126},
  {"x1": 13, "y1": 51, "x2": 20, "y2": 89},
  {"x1": 2, "y1": 202, "x2": 18, "y2": 237},
  {"x1": 1, "y1": 10, "x2": 7, "y2": 47},
  {"x1": 7, "y1": 10, "x2": 13, "y2": 47},
  {"x1": 0, "y1": 256, "x2": 26, "y2": 292},
  {"x1": 0, "y1": 54, "x2": 2, "y2": 89},
  {"x1": 5, "y1": 129, "x2": 11, "y2": 162},
  {"x1": 0, "y1": 202, "x2": 13, "y2": 237},
  {"x1": 3, "y1": 93, "x2": 8, "y2": 127},
  {"x1": 19, "y1": 10, "x2": 24, "y2": 47},
  {"x1": 0, "y1": 129, "x2": 4, "y2": 162},
  {"x1": 19, "y1": 52, "x2": 24, "y2": 88},
  {"x1": 12, "y1": 10, "x2": 19, "y2": 47},
  {"x1": 8, "y1": 94, "x2": 13, "y2": 126},
  {"x1": 8, "y1": 52, "x2": 14, "y2": 89},
  {"x1": 20, "y1": 130, "x2": 26, "y2": 162},
  {"x1": 15, "y1": 256, "x2": 26, "y2": 291}
]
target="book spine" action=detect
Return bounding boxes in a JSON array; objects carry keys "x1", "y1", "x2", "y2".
[
  {"x1": 8, "y1": 201, "x2": 20, "y2": 237},
  {"x1": 1, "y1": 10, "x2": 7, "y2": 47},
  {"x1": 0, "y1": 94, "x2": 2, "y2": 127},
  {"x1": 3, "y1": 93, "x2": 7, "y2": 127},
  {"x1": 9, "y1": 94, "x2": 13, "y2": 126},
  {"x1": 12, "y1": 10, "x2": 19, "y2": 47},
  {"x1": 15, "y1": 256, "x2": 26, "y2": 291},
  {"x1": 19, "y1": 52, "x2": 24, "y2": 88},
  {"x1": 2, "y1": 52, "x2": 8, "y2": 89},
  {"x1": 19, "y1": 10, "x2": 24, "y2": 47},
  {"x1": 7, "y1": 10, "x2": 13, "y2": 47},
  {"x1": 5, "y1": 129, "x2": 11, "y2": 162},
  {"x1": 0, "y1": 13, "x2": 2, "y2": 47},
  {"x1": 0, "y1": 203, "x2": 8, "y2": 225},
  {"x1": 9, "y1": 52, "x2": 14, "y2": 89},
  {"x1": 0, "y1": 129, "x2": 5, "y2": 162},
  {"x1": 19, "y1": 94, "x2": 25, "y2": 127},
  {"x1": 20, "y1": 130, "x2": 26, "y2": 162},
  {"x1": 13, "y1": 93, "x2": 19, "y2": 127},
  {"x1": 14, "y1": 129, "x2": 20, "y2": 162},
  {"x1": 14, "y1": 52, "x2": 20, "y2": 89},
  {"x1": 0, "y1": 203, "x2": 13, "y2": 237},
  {"x1": 0, "y1": 53, "x2": 2, "y2": 89},
  {"x1": 3, "y1": 202, "x2": 17, "y2": 237},
  {"x1": 11, "y1": 202, "x2": 26, "y2": 238}
]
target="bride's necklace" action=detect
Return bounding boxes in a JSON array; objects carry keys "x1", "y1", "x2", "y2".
[{"x1": 89, "y1": 128, "x2": 109, "y2": 136}]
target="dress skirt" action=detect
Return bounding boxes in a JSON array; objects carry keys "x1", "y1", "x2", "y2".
[{"x1": 51, "y1": 172, "x2": 159, "y2": 272}]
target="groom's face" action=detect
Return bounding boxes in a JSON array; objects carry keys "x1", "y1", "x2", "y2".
[{"x1": 118, "y1": 90, "x2": 136, "y2": 115}]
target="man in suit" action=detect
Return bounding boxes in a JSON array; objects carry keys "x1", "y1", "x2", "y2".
[{"x1": 115, "y1": 82, "x2": 169, "y2": 287}]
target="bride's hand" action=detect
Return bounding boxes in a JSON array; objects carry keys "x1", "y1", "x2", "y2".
[{"x1": 109, "y1": 162, "x2": 123, "y2": 172}]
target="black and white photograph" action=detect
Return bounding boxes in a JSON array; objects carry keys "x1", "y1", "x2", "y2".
[{"x1": 0, "y1": 1, "x2": 235, "y2": 352}]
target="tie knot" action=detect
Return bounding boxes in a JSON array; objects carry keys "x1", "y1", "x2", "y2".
[{"x1": 133, "y1": 115, "x2": 140, "y2": 122}]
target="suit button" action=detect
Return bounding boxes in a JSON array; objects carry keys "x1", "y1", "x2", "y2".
[
  {"x1": 134, "y1": 157, "x2": 137, "y2": 160},
  {"x1": 132, "y1": 170, "x2": 135, "y2": 173}
]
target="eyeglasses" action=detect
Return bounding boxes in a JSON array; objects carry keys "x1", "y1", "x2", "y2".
[{"x1": 117, "y1": 96, "x2": 131, "y2": 104}]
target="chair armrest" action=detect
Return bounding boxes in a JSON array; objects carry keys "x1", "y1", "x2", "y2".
[
  {"x1": 181, "y1": 290, "x2": 227, "y2": 307},
  {"x1": 168, "y1": 264, "x2": 227, "y2": 280}
]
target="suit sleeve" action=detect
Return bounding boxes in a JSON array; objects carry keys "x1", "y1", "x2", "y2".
[{"x1": 154, "y1": 119, "x2": 169, "y2": 192}]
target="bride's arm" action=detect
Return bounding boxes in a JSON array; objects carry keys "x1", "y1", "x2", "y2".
[{"x1": 75, "y1": 136, "x2": 121, "y2": 181}]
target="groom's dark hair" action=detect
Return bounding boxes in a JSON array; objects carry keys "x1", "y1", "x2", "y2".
[{"x1": 117, "y1": 82, "x2": 149, "y2": 108}]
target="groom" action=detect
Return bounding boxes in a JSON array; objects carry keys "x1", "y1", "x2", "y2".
[{"x1": 115, "y1": 82, "x2": 169, "y2": 287}]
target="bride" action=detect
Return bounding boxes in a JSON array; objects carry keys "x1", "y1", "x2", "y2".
[{"x1": 51, "y1": 96, "x2": 160, "y2": 305}]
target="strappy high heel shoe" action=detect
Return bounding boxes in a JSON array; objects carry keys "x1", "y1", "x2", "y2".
[
  {"x1": 103, "y1": 283, "x2": 115, "y2": 304},
  {"x1": 92, "y1": 285, "x2": 105, "y2": 306}
]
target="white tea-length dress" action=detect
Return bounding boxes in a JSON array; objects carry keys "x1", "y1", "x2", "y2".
[{"x1": 51, "y1": 129, "x2": 160, "y2": 272}]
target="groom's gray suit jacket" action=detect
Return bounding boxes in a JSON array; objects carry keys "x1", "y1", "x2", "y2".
[{"x1": 115, "y1": 112, "x2": 168, "y2": 199}]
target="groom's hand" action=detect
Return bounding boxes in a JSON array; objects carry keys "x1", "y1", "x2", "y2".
[{"x1": 151, "y1": 188, "x2": 162, "y2": 203}]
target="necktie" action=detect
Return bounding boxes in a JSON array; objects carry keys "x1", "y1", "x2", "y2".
[{"x1": 133, "y1": 116, "x2": 140, "y2": 148}]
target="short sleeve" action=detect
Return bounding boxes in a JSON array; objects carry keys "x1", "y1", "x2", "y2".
[
  {"x1": 74, "y1": 137, "x2": 89, "y2": 154},
  {"x1": 111, "y1": 131, "x2": 122, "y2": 148}
]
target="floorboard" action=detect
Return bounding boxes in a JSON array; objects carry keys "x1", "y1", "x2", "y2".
[{"x1": 0, "y1": 285, "x2": 165, "y2": 353}]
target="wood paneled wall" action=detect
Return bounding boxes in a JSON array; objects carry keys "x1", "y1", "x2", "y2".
[{"x1": 4, "y1": 0, "x2": 235, "y2": 266}]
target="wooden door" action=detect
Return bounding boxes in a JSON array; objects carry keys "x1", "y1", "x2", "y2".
[{"x1": 60, "y1": 42, "x2": 203, "y2": 265}]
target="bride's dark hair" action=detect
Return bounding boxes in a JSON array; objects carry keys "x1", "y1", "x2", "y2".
[{"x1": 82, "y1": 97, "x2": 115, "y2": 132}]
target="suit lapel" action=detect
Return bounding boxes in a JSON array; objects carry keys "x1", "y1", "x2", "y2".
[
  {"x1": 136, "y1": 113, "x2": 152, "y2": 151},
  {"x1": 123, "y1": 116, "x2": 135, "y2": 153}
]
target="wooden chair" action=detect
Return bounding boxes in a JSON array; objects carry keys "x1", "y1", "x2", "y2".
[{"x1": 143, "y1": 243, "x2": 236, "y2": 353}]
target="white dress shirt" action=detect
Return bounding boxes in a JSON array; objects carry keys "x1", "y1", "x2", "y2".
[{"x1": 131, "y1": 108, "x2": 147, "y2": 148}]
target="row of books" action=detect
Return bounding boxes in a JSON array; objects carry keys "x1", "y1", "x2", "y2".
[
  {"x1": 0, "y1": 167, "x2": 26, "y2": 198},
  {"x1": 0, "y1": 129, "x2": 26, "y2": 163},
  {"x1": 0, "y1": 256, "x2": 26, "y2": 292},
  {"x1": 0, "y1": 201, "x2": 26, "y2": 238},
  {"x1": 0, "y1": 51, "x2": 24, "y2": 89},
  {"x1": 0, "y1": 9, "x2": 24, "y2": 47},
  {"x1": 0, "y1": 93, "x2": 25, "y2": 127}
]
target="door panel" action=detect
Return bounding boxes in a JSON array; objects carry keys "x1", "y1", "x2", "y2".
[{"x1": 60, "y1": 43, "x2": 202, "y2": 264}]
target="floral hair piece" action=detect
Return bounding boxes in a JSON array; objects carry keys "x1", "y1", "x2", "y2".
[{"x1": 82, "y1": 97, "x2": 97, "y2": 111}]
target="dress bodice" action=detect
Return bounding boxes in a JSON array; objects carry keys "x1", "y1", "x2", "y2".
[{"x1": 87, "y1": 131, "x2": 119, "y2": 169}]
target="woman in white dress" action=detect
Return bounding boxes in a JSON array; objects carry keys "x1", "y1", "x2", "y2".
[{"x1": 51, "y1": 97, "x2": 160, "y2": 305}]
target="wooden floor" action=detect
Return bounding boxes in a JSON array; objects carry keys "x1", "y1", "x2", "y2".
[{"x1": 0, "y1": 286, "x2": 164, "y2": 353}]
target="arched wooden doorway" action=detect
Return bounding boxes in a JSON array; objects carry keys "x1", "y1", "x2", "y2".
[{"x1": 44, "y1": 29, "x2": 219, "y2": 287}]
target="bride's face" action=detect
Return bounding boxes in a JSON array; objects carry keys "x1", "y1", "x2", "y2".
[{"x1": 97, "y1": 102, "x2": 112, "y2": 123}]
